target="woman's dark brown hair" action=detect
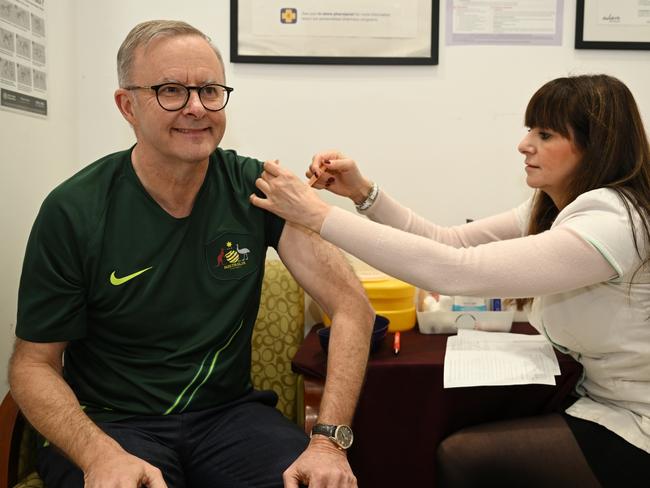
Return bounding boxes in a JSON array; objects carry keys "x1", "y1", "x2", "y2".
[{"x1": 518, "y1": 75, "x2": 650, "y2": 306}]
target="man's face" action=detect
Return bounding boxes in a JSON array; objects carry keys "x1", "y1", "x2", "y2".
[{"x1": 120, "y1": 35, "x2": 227, "y2": 166}]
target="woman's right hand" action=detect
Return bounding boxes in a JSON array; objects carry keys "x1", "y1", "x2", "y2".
[{"x1": 309, "y1": 151, "x2": 374, "y2": 205}]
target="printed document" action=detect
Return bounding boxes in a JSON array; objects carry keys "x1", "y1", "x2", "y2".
[{"x1": 444, "y1": 329, "x2": 560, "y2": 388}]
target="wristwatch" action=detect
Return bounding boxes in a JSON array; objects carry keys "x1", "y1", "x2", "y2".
[{"x1": 310, "y1": 423, "x2": 354, "y2": 450}]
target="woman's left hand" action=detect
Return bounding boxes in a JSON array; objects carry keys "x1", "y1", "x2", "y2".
[{"x1": 250, "y1": 159, "x2": 331, "y2": 233}]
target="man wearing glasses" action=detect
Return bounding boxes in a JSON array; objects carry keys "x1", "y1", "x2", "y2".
[{"x1": 9, "y1": 20, "x2": 373, "y2": 488}]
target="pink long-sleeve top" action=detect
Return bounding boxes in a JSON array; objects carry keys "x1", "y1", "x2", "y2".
[{"x1": 320, "y1": 188, "x2": 650, "y2": 454}]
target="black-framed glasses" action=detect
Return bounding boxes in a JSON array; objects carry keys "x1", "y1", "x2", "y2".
[{"x1": 125, "y1": 82, "x2": 234, "y2": 112}]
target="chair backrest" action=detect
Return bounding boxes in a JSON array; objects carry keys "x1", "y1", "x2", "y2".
[
  {"x1": 251, "y1": 259, "x2": 305, "y2": 423},
  {"x1": 0, "y1": 392, "x2": 31, "y2": 488}
]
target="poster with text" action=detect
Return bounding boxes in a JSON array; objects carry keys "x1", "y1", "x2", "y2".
[
  {"x1": 231, "y1": 0, "x2": 438, "y2": 65},
  {"x1": 0, "y1": 0, "x2": 47, "y2": 117}
]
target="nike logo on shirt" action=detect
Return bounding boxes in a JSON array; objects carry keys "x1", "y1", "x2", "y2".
[{"x1": 109, "y1": 267, "x2": 153, "y2": 286}]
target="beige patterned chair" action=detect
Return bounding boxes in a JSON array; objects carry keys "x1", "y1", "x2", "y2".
[
  {"x1": 251, "y1": 259, "x2": 306, "y2": 424},
  {"x1": 0, "y1": 259, "x2": 306, "y2": 488}
]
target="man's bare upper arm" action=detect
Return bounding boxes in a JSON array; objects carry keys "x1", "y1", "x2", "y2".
[{"x1": 277, "y1": 223, "x2": 367, "y2": 316}]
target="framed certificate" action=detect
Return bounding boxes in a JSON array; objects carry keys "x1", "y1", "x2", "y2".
[
  {"x1": 575, "y1": 0, "x2": 650, "y2": 50},
  {"x1": 230, "y1": 0, "x2": 439, "y2": 65}
]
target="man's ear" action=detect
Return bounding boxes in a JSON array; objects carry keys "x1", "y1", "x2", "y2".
[{"x1": 114, "y1": 88, "x2": 136, "y2": 126}]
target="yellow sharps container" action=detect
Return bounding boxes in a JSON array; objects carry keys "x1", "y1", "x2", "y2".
[
  {"x1": 363, "y1": 277, "x2": 416, "y2": 332},
  {"x1": 322, "y1": 275, "x2": 416, "y2": 332}
]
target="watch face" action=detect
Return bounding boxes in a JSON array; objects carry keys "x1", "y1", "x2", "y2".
[{"x1": 335, "y1": 425, "x2": 354, "y2": 449}]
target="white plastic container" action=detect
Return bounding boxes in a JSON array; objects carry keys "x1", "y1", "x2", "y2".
[{"x1": 417, "y1": 309, "x2": 514, "y2": 334}]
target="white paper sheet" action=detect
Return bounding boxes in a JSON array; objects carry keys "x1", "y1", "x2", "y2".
[{"x1": 443, "y1": 329, "x2": 560, "y2": 388}]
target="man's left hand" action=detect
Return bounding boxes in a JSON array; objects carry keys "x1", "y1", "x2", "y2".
[{"x1": 283, "y1": 436, "x2": 357, "y2": 488}]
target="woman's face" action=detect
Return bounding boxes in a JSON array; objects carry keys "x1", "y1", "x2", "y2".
[{"x1": 518, "y1": 127, "x2": 583, "y2": 208}]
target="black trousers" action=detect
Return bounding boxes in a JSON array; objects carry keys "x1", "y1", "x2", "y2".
[
  {"x1": 563, "y1": 413, "x2": 650, "y2": 487},
  {"x1": 37, "y1": 390, "x2": 309, "y2": 488}
]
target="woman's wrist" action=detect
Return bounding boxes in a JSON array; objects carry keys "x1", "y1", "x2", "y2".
[
  {"x1": 351, "y1": 180, "x2": 374, "y2": 206},
  {"x1": 355, "y1": 182, "x2": 379, "y2": 211},
  {"x1": 305, "y1": 199, "x2": 331, "y2": 233}
]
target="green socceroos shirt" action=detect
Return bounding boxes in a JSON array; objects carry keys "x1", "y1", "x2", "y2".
[{"x1": 16, "y1": 147, "x2": 285, "y2": 422}]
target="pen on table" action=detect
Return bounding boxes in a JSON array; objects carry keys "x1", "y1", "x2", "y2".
[{"x1": 393, "y1": 331, "x2": 401, "y2": 356}]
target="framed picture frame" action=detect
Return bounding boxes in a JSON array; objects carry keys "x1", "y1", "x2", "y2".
[
  {"x1": 230, "y1": 0, "x2": 439, "y2": 65},
  {"x1": 575, "y1": 0, "x2": 650, "y2": 50}
]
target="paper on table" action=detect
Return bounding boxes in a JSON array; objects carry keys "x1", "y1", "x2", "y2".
[{"x1": 443, "y1": 329, "x2": 560, "y2": 388}]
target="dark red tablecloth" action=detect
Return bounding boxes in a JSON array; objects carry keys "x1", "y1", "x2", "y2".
[{"x1": 292, "y1": 323, "x2": 582, "y2": 488}]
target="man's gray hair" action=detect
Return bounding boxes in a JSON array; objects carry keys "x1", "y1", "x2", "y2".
[{"x1": 117, "y1": 20, "x2": 224, "y2": 87}]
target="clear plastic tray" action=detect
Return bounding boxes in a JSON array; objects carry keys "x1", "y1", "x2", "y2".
[{"x1": 417, "y1": 310, "x2": 514, "y2": 334}]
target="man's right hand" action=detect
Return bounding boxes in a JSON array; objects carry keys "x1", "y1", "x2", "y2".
[
  {"x1": 83, "y1": 450, "x2": 167, "y2": 488},
  {"x1": 9, "y1": 340, "x2": 168, "y2": 488}
]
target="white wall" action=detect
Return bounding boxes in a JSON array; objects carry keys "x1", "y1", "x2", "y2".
[
  {"x1": 2, "y1": 1, "x2": 650, "y2": 392},
  {"x1": 0, "y1": 0, "x2": 78, "y2": 397},
  {"x1": 73, "y1": 0, "x2": 650, "y2": 324},
  {"x1": 75, "y1": 0, "x2": 650, "y2": 222}
]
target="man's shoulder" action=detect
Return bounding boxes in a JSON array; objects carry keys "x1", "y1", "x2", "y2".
[
  {"x1": 47, "y1": 149, "x2": 130, "y2": 206},
  {"x1": 39, "y1": 148, "x2": 131, "y2": 229},
  {"x1": 211, "y1": 148, "x2": 264, "y2": 177}
]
